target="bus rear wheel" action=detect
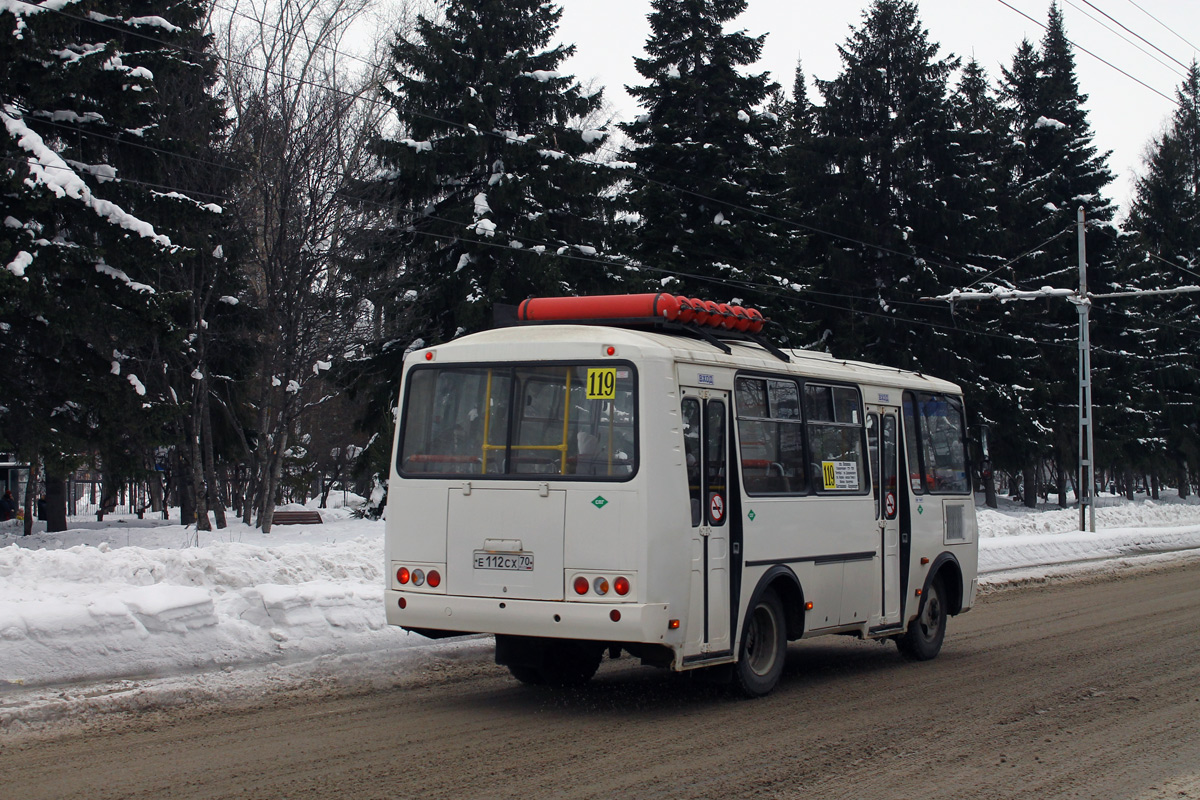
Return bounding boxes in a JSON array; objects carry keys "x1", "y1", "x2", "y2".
[
  {"x1": 541, "y1": 641, "x2": 603, "y2": 685},
  {"x1": 506, "y1": 664, "x2": 546, "y2": 685},
  {"x1": 734, "y1": 587, "x2": 786, "y2": 697},
  {"x1": 897, "y1": 575, "x2": 947, "y2": 661},
  {"x1": 499, "y1": 637, "x2": 602, "y2": 686}
]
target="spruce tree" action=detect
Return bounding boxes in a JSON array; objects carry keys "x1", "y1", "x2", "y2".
[
  {"x1": 809, "y1": 0, "x2": 965, "y2": 375},
  {"x1": 780, "y1": 58, "x2": 828, "y2": 311},
  {"x1": 945, "y1": 58, "x2": 1025, "y2": 503},
  {"x1": 997, "y1": 5, "x2": 1117, "y2": 505},
  {"x1": 619, "y1": 0, "x2": 795, "y2": 337},
  {"x1": 367, "y1": 0, "x2": 618, "y2": 347},
  {"x1": 0, "y1": 0, "x2": 235, "y2": 527},
  {"x1": 1118, "y1": 62, "x2": 1200, "y2": 496}
]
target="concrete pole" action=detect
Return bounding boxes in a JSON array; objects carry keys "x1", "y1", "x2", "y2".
[{"x1": 1077, "y1": 207, "x2": 1096, "y2": 532}]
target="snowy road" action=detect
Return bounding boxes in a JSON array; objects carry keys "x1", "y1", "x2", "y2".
[{"x1": 1, "y1": 559, "x2": 1197, "y2": 800}]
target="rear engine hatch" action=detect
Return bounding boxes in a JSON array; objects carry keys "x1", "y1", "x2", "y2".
[{"x1": 446, "y1": 486, "x2": 565, "y2": 600}]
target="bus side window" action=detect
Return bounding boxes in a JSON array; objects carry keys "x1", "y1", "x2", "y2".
[
  {"x1": 867, "y1": 413, "x2": 880, "y2": 517},
  {"x1": 682, "y1": 398, "x2": 702, "y2": 527},
  {"x1": 706, "y1": 401, "x2": 726, "y2": 527},
  {"x1": 905, "y1": 392, "x2": 970, "y2": 494},
  {"x1": 736, "y1": 376, "x2": 805, "y2": 495},
  {"x1": 804, "y1": 384, "x2": 867, "y2": 494},
  {"x1": 902, "y1": 393, "x2": 925, "y2": 494}
]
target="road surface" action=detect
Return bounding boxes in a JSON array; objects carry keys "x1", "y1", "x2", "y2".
[{"x1": 2, "y1": 560, "x2": 1199, "y2": 799}]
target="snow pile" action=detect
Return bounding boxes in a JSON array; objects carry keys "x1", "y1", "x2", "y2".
[
  {"x1": 0, "y1": 495, "x2": 1198, "y2": 695},
  {"x1": 978, "y1": 495, "x2": 1200, "y2": 576},
  {"x1": 0, "y1": 505, "x2": 403, "y2": 688}
]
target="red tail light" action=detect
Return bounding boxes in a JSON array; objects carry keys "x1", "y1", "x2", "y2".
[
  {"x1": 573, "y1": 576, "x2": 590, "y2": 595},
  {"x1": 614, "y1": 577, "x2": 630, "y2": 596},
  {"x1": 427, "y1": 570, "x2": 441, "y2": 588},
  {"x1": 397, "y1": 567, "x2": 410, "y2": 585}
]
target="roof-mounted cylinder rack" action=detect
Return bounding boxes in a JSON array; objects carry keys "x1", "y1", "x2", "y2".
[{"x1": 517, "y1": 293, "x2": 766, "y2": 334}]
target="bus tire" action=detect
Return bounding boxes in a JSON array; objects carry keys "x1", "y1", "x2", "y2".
[
  {"x1": 541, "y1": 640, "x2": 603, "y2": 686},
  {"x1": 897, "y1": 575, "x2": 947, "y2": 661},
  {"x1": 506, "y1": 665, "x2": 546, "y2": 685},
  {"x1": 733, "y1": 587, "x2": 786, "y2": 697}
]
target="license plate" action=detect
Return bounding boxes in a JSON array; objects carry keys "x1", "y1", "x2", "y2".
[{"x1": 473, "y1": 551, "x2": 534, "y2": 571}]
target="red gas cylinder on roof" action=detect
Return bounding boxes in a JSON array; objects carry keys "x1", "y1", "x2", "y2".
[
  {"x1": 516, "y1": 292, "x2": 767, "y2": 333},
  {"x1": 518, "y1": 293, "x2": 681, "y2": 322}
]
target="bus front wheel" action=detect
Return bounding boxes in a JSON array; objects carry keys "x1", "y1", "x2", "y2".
[
  {"x1": 734, "y1": 587, "x2": 786, "y2": 697},
  {"x1": 897, "y1": 575, "x2": 947, "y2": 661}
]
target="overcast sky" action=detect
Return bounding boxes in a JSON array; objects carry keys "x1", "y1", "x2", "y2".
[{"x1": 555, "y1": 0, "x2": 1199, "y2": 213}]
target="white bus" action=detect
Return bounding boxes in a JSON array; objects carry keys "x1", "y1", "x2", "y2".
[{"x1": 384, "y1": 294, "x2": 978, "y2": 696}]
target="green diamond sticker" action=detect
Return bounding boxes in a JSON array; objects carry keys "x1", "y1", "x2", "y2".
[
  {"x1": 747, "y1": 510, "x2": 756, "y2": 522},
  {"x1": 592, "y1": 496, "x2": 608, "y2": 509},
  {"x1": 917, "y1": 505, "x2": 925, "y2": 515}
]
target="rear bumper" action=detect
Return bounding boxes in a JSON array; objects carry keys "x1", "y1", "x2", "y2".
[{"x1": 385, "y1": 589, "x2": 672, "y2": 644}]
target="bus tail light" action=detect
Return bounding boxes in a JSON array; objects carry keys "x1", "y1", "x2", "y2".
[
  {"x1": 609, "y1": 610, "x2": 621, "y2": 622},
  {"x1": 568, "y1": 572, "x2": 636, "y2": 601},
  {"x1": 393, "y1": 562, "x2": 444, "y2": 592}
]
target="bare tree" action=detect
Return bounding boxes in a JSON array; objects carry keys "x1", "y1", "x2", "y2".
[{"x1": 215, "y1": 0, "x2": 401, "y2": 531}]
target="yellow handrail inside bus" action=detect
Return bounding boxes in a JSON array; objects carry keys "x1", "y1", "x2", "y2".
[
  {"x1": 559, "y1": 369, "x2": 571, "y2": 475},
  {"x1": 606, "y1": 400, "x2": 615, "y2": 476},
  {"x1": 481, "y1": 368, "x2": 495, "y2": 473},
  {"x1": 479, "y1": 367, "x2": 572, "y2": 474}
]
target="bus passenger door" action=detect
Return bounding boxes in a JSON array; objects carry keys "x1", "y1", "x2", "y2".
[
  {"x1": 681, "y1": 390, "x2": 732, "y2": 658},
  {"x1": 868, "y1": 409, "x2": 902, "y2": 627}
]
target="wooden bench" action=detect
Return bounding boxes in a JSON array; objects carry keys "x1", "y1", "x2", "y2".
[{"x1": 272, "y1": 510, "x2": 323, "y2": 525}]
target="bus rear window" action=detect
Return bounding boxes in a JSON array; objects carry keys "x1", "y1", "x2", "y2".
[{"x1": 398, "y1": 363, "x2": 637, "y2": 479}]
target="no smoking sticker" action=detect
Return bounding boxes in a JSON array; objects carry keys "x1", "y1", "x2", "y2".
[
  {"x1": 885, "y1": 492, "x2": 897, "y2": 518},
  {"x1": 709, "y1": 493, "x2": 725, "y2": 523}
]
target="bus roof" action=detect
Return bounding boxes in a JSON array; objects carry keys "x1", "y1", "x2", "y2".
[{"x1": 416, "y1": 324, "x2": 963, "y2": 395}]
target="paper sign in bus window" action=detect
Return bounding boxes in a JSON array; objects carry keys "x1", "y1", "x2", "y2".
[
  {"x1": 586, "y1": 368, "x2": 617, "y2": 399},
  {"x1": 822, "y1": 460, "x2": 860, "y2": 490}
]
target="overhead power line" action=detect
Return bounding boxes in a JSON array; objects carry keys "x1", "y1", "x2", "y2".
[
  {"x1": 1062, "y1": 0, "x2": 1185, "y2": 80},
  {"x1": 1074, "y1": 0, "x2": 1193, "y2": 74},
  {"x1": 992, "y1": 0, "x2": 1180, "y2": 106},
  {"x1": 1121, "y1": 0, "x2": 1200, "y2": 55}
]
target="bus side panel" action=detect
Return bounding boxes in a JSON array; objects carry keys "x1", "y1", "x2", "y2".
[
  {"x1": 641, "y1": 355, "x2": 693, "y2": 660},
  {"x1": 737, "y1": 496, "x2": 875, "y2": 632}
]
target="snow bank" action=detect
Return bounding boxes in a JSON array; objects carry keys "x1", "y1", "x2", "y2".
[
  {"x1": 0, "y1": 494, "x2": 1197, "y2": 701},
  {"x1": 0, "y1": 506, "x2": 407, "y2": 688}
]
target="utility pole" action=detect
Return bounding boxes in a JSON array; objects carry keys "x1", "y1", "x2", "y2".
[
  {"x1": 1075, "y1": 207, "x2": 1096, "y2": 533},
  {"x1": 928, "y1": 209, "x2": 1200, "y2": 533}
]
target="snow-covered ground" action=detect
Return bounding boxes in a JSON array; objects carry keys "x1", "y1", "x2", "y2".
[{"x1": 2, "y1": 493, "x2": 1199, "y2": 731}]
